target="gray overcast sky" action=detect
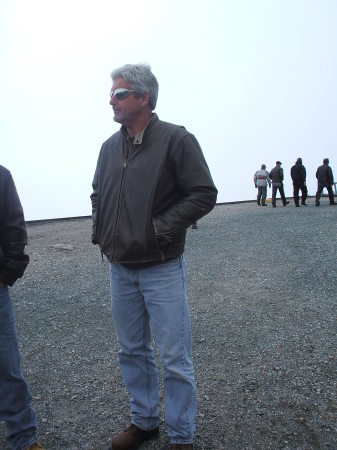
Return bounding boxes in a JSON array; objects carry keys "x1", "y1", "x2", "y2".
[{"x1": 1, "y1": 0, "x2": 336, "y2": 220}]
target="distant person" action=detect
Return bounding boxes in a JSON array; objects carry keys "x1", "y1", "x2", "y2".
[
  {"x1": 269, "y1": 161, "x2": 289, "y2": 208},
  {"x1": 0, "y1": 165, "x2": 43, "y2": 450},
  {"x1": 91, "y1": 63, "x2": 217, "y2": 450},
  {"x1": 315, "y1": 158, "x2": 336, "y2": 206},
  {"x1": 290, "y1": 158, "x2": 308, "y2": 207},
  {"x1": 254, "y1": 164, "x2": 271, "y2": 206}
]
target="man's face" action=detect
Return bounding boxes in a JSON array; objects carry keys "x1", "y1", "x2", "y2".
[{"x1": 109, "y1": 77, "x2": 144, "y2": 125}]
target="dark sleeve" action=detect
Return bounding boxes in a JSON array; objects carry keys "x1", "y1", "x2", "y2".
[
  {"x1": 328, "y1": 167, "x2": 334, "y2": 185},
  {"x1": 0, "y1": 171, "x2": 29, "y2": 286},
  {"x1": 152, "y1": 133, "x2": 217, "y2": 236},
  {"x1": 90, "y1": 152, "x2": 100, "y2": 245}
]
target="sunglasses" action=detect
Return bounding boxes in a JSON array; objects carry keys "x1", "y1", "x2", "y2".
[{"x1": 110, "y1": 88, "x2": 136, "y2": 100}]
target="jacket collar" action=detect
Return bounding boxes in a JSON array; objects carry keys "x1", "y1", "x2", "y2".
[{"x1": 121, "y1": 113, "x2": 158, "y2": 144}]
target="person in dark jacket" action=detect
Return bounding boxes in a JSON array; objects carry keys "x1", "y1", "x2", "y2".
[
  {"x1": 315, "y1": 158, "x2": 336, "y2": 206},
  {"x1": 269, "y1": 161, "x2": 289, "y2": 207},
  {"x1": 290, "y1": 158, "x2": 308, "y2": 207},
  {"x1": 91, "y1": 64, "x2": 217, "y2": 450},
  {"x1": 0, "y1": 165, "x2": 43, "y2": 450}
]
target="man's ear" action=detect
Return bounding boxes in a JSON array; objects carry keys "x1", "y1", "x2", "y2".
[{"x1": 138, "y1": 91, "x2": 150, "y2": 107}]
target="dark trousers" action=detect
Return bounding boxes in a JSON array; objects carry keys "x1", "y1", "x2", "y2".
[
  {"x1": 272, "y1": 183, "x2": 286, "y2": 206},
  {"x1": 257, "y1": 186, "x2": 267, "y2": 205},
  {"x1": 293, "y1": 183, "x2": 308, "y2": 206},
  {"x1": 316, "y1": 184, "x2": 335, "y2": 205}
]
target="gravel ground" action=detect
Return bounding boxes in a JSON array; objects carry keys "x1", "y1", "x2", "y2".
[{"x1": 1, "y1": 198, "x2": 336, "y2": 450}]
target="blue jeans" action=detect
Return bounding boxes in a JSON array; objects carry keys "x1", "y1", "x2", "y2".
[
  {"x1": 272, "y1": 182, "x2": 287, "y2": 206},
  {"x1": 0, "y1": 286, "x2": 38, "y2": 450},
  {"x1": 109, "y1": 256, "x2": 196, "y2": 444}
]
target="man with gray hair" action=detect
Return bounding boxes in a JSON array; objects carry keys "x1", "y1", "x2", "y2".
[
  {"x1": 254, "y1": 164, "x2": 271, "y2": 206},
  {"x1": 91, "y1": 64, "x2": 217, "y2": 450}
]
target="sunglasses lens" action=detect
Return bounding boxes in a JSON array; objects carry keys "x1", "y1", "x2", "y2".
[
  {"x1": 111, "y1": 89, "x2": 133, "y2": 100},
  {"x1": 115, "y1": 90, "x2": 130, "y2": 100}
]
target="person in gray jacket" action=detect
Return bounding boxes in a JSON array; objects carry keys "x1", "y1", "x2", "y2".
[
  {"x1": 0, "y1": 165, "x2": 43, "y2": 450},
  {"x1": 269, "y1": 161, "x2": 289, "y2": 207},
  {"x1": 91, "y1": 64, "x2": 217, "y2": 450},
  {"x1": 254, "y1": 164, "x2": 271, "y2": 206},
  {"x1": 315, "y1": 158, "x2": 336, "y2": 206}
]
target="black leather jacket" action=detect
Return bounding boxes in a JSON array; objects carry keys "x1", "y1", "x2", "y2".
[
  {"x1": 316, "y1": 164, "x2": 334, "y2": 186},
  {"x1": 0, "y1": 165, "x2": 29, "y2": 286},
  {"x1": 269, "y1": 165, "x2": 284, "y2": 183},
  {"x1": 291, "y1": 162, "x2": 306, "y2": 185},
  {"x1": 91, "y1": 114, "x2": 217, "y2": 263}
]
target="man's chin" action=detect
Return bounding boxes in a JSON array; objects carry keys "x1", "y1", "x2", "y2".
[{"x1": 113, "y1": 115, "x2": 123, "y2": 124}]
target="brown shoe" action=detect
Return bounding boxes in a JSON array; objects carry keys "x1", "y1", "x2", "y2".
[
  {"x1": 25, "y1": 442, "x2": 44, "y2": 450},
  {"x1": 108, "y1": 423, "x2": 159, "y2": 450},
  {"x1": 170, "y1": 445, "x2": 193, "y2": 450}
]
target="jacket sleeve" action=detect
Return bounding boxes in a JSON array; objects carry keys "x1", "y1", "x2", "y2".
[
  {"x1": 290, "y1": 167, "x2": 294, "y2": 181},
  {"x1": 328, "y1": 167, "x2": 334, "y2": 185},
  {"x1": 0, "y1": 171, "x2": 29, "y2": 286},
  {"x1": 152, "y1": 133, "x2": 217, "y2": 236},
  {"x1": 267, "y1": 171, "x2": 271, "y2": 185},
  {"x1": 90, "y1": 158, "x2": 99, "y2": 245},
  {"x1": 302, "y1": 166, "x2": 306, "y2": 183}
]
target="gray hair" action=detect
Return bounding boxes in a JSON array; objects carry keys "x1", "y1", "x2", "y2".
[{"x1": 111, "y1": 63, "x2": 159, "y2": 110}]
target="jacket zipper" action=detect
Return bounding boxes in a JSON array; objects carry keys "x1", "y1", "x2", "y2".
[{"x1": 111, "y1": 140, "x2": 131, "y2": 260}]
